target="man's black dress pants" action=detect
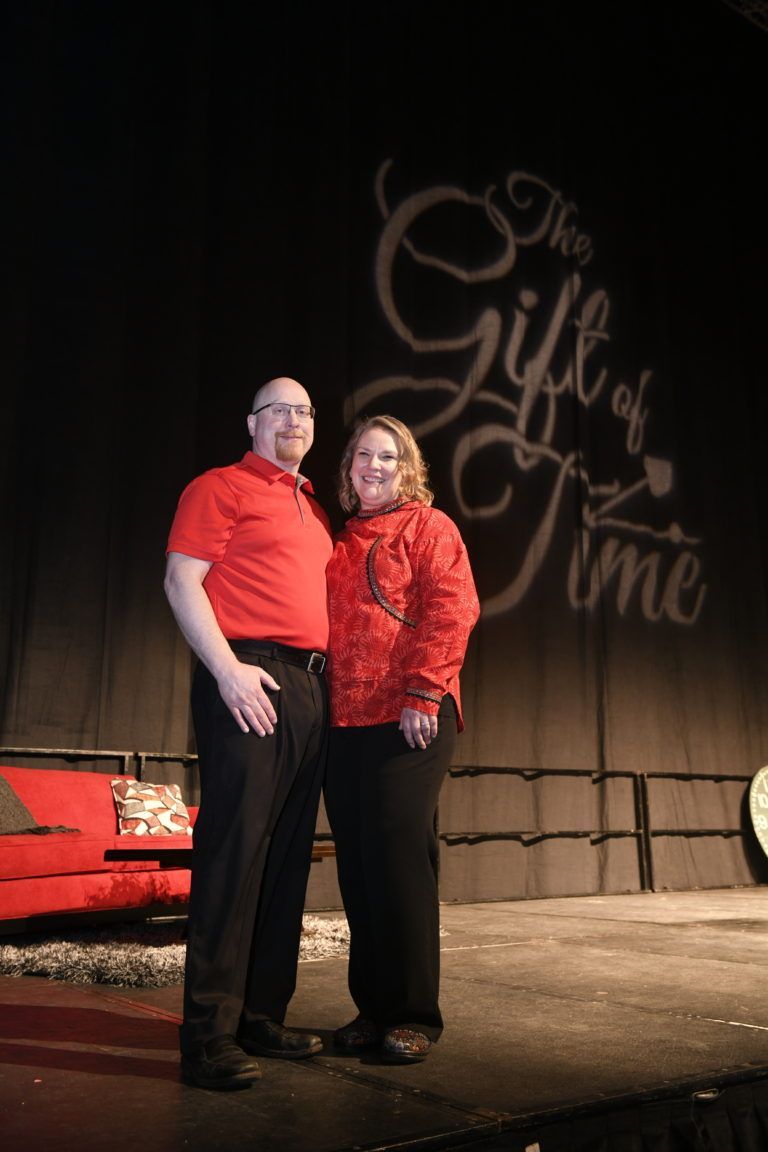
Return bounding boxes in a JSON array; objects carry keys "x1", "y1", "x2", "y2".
[{"x1": 179, "y1": 647, "x2": 327, "y2": 1055}]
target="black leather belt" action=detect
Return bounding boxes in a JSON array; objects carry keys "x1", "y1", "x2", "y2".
[{"x1": 230, "y1": 639, "x2": 326, "y2": 674}]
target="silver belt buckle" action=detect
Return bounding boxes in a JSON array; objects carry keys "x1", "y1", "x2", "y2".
[{"x1": 307, "y1": 651, "x2": 326, "y2": 674}]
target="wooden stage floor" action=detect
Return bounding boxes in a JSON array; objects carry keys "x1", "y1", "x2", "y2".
[{"x1": 3, "y1": 889, "x2": 768, "y2": 1151}]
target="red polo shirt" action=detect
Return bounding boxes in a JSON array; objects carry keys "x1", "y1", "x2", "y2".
[{"x1": 167, "y1": 451, "x2": 332, "y2": 650}]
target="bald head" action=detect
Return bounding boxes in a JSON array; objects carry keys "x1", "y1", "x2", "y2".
[
  {"x1": 246, "y1": 377, "x2": 315, "y2": 474},
  {"x1": 251, "y1": 376, "x2": 307, "y2": 414}
]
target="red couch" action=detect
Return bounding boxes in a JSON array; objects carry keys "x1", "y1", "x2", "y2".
[{"x1": 0, "y1": 766, "x2": 197, "y2": 930}]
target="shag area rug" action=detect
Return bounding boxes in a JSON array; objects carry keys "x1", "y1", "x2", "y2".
[{"x1": 0, "y1": 915, "x2": 350, "y2": 988}]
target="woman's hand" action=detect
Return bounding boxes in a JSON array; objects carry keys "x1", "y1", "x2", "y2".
[{"x1": 399, "y1": 707, "x2": 439, "y2": 750}]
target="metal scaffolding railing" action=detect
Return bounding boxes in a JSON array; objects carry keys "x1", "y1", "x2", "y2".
[{"x1": 0, "y1": 748, "x2": 759, "y2": 892}]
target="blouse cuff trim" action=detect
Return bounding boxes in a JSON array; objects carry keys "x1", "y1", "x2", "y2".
[{"x1": 405, "y1": 687, "x2": 443, "y2": 705}]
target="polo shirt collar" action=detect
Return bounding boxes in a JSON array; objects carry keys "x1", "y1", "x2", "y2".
[{"x1": 241, "y1": 451, "x2": 315, "y2": 494}]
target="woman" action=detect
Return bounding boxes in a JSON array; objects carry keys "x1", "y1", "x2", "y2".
[{"x1": 324, "y1": 414, "x2": 479, "y2": 1064}]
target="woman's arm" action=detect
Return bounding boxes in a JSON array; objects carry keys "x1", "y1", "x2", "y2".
[{"x1": 398, "y1": 518, "x2": 480, "y2": 746}]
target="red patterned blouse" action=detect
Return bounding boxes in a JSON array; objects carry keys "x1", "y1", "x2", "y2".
[{"x1": 326, "y1": 500, "x2": 480, "y2": 729}]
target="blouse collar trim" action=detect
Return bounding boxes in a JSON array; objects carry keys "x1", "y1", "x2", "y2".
[{"x1": 352, "y1": 498, "x2": 413, "y2": 521}]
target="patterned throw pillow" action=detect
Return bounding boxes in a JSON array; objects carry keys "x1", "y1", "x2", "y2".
[{"x1": 110, "y1": 778, "x2": 192, "y2": 836}]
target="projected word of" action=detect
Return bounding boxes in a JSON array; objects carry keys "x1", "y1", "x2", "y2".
[{"x1": 345, "y1": 161, "x2": 706, "y2": 625}]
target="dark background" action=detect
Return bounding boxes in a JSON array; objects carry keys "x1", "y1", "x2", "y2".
[{"x1": 1, "y1": 0, "x2": 766, "y2": 903}]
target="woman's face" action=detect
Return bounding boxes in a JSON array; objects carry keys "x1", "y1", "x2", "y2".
[{"x1": 350, "y1": 427, "x2": 402, "y2": 511}]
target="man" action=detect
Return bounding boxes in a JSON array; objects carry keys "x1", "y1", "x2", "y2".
[{"x1": 164, "y1": 376, "x2": 332, "y2": 1090}]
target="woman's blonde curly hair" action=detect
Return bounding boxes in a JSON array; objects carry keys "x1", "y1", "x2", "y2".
[{"x1": 338, "y1": 414, "x2": 434, "y2": 513}]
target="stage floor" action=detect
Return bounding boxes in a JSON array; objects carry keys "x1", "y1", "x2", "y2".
[{"x1": 2, "y1": 889, "x2": 768, "y2": 1151}]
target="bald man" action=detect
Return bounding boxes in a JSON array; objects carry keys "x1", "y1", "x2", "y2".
[{"x1": 165, "y1": 378, "x2": 332, "y2": 1089}]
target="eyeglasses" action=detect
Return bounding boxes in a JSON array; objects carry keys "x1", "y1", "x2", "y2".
[{"x1": 251, "y1": 402, "x2": 315, "y2": 421}]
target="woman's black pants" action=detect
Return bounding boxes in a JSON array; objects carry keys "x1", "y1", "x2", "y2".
[{"x1": 324, "y1": 697, "x2": 456, "y2": 1042}]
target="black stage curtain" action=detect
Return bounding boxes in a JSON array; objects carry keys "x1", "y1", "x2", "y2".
[{"x1": 1, "y1": 1, "x2": 766, "y2": 903}]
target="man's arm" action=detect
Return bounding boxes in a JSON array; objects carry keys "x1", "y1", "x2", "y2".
[{"x1": 164, "y1": 551, "x2": 280, "y2": 736}]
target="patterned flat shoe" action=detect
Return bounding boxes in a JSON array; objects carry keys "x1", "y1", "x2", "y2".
[
  {"x1": 382, "y1": 1028, "x2": 432, "y2": 1064},
  {"x1": 333, "y1": 1017, "x2": 382, "y2": 1052}
]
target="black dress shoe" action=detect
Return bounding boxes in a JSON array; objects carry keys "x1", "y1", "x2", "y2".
[
  {"x1": 238, "y1": 1020, "x2": 323, "y2": 1060},
  {"x1": 181, "y1": 1034, "x2": 262, "y2": 1090},
  {"x1": 333, "y1": 1017, "x2": 382, "y2": 1052}
]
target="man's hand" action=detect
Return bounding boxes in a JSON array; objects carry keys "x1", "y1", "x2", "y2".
[
  {"x1": 217, "y1": 662, "x2": 281, "y2": 736},
  {"x1": 399, "y1": 707, "x2": 439, "y2": 750},
  {"x1": 164, "y1": 552, "x2": 282, "y2": 736}
]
